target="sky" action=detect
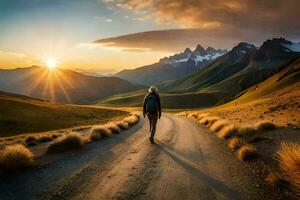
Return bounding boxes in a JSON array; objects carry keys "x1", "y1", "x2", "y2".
[{"x1": 0, "y1": 0, "x2": 300, "y2": 74}]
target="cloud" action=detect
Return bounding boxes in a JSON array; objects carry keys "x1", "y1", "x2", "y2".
[
  {"x1": 110, "y1": 0, "x2": 300, "y2": 31},
  {"x1": 95, "y1": 0, "x2": 300, "y2": 52},
  {"x1": 93, "y1": 26, "x2": 300, "y2": 52}
]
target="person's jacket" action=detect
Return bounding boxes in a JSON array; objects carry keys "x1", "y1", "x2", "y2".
[{"x1": 143, "y1": 92, "x2": 161, "y2": 116}]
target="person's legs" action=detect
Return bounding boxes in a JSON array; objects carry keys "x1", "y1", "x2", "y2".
[
  {"x1": 147, "y1": 113, "x2": 158, "y2": 143},
  {"x1": 151, "y1": 117, "x2": 158, "y2": 139},
  {"x1": 148, "y1": 116, "x2": 152, "y2": 133}
]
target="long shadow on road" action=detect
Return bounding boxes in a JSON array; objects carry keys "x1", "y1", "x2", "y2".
[{"x1": 155, "y1": 141, "x2": 242, "y2": 200}]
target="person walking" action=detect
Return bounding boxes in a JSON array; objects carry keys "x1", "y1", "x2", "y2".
[{"x1": 143, "y1": 86, "x2": 161, "y2": 144}]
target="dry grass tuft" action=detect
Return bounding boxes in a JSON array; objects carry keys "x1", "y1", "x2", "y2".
[
  {"x1": 106, "y1": 123, "x2": 121, "y2": 134},
  {"x1": 25, "y1": 136, "x2": 38, "y2": 147},
  {"x1": 199, "y1": 116, "x2": 218, "y2": 126},
  {"x1": 187, "y1": 113, "x2": 195, "y2": 118},
  {"x1": 218, "y1": 124, "x2": 238, "y2": 139},
  {"x1": 265, "y1": 171, "x2": 284, "y2": 187},
  {"x1": 255, "y1": 121, "x2": 277, "y2": 132},
  {"x1": 276, "y1": 142, "x2": 300, "y2": 195},
  {"x1": 47, "y1": 133, "x2": 83, "y2": 153},
  {"x1": 238, "y1": 144, "x2": 258, "y2": 161},
  {"x1": 210, "y1": 120, "x2": 229, "y2": 132},
  {"x1": 238, "y1": 126, "x2": 257, "y2": 137},
  {"x1": 196, "y1": 113, "x2": 210, "y2": 120},
  {"x1": 177, "y1": 112, "x2": 188, "y2": 117},
  {"x1": 228, "y1": 137, "x2": 245, "y2": 150},
  {"x1": 91, "y1": 126, "x2": 111, "y2": 137},
  {"x1": 0, "y1": 144, "x2": 33, "y2": 170},
  {"x1": 90, "y1": 125, "x2": 112, "y2": 141},
  {"x1": 207, "y1": 117, "x2": 220, "y2": 128},
  {"x1": 90, "y1": 131, "x2": 102, "y2": 141},
  {"x1": 116, "y1": 121, "x2": 129, "y2": 130},
  {"x1": 123, "y1": 115, "x2": 140, "y2": 126}
]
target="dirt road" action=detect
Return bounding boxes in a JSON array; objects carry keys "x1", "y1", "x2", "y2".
[{"x1": 0, "y1": 114, "x2": 282, "y2": 200}]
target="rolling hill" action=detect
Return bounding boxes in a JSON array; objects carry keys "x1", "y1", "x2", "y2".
[
  {"x1": 0, "y1": 91, "x2": 128, "y2": 136},
  {"x1": 232, "y1": 56, "x2": 300, "y2": 103},
  {"x1": 162, "y1": 38, "x2": 300, "y2": 97},
  {"x1": 116, "y1": 44, "x2": 226, "y2": 85},
  {"x1": 189, "y1": 56, "x2": 300, "y2": 129},
  {"x1": 97, "y1": 89, "x2": 228, "y2": 109},
  {"x1": 0, "y1": 66, "x2": 141, "y2": 104}
]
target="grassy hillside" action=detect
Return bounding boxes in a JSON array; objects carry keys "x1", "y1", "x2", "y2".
[
  {"x1": 0, "y1": 91, "x2": 128, "y2": 137},
  {"x1": 182, "y1": 56, "x2": 300, "y2": 128},
  {"x1": 231, "y1": 56, "x2": 300, "y2": 103},
  {"x1": 0, "y1": 66, "x2": 141, "y2": 104},
  {"x1": 97, "y1": 90, "x2": 228, "y2": 109}
]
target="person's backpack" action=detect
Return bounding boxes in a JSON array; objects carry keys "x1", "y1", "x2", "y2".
[{"x1": 146, "y1": 93, "x2": 158, "y2": 113}]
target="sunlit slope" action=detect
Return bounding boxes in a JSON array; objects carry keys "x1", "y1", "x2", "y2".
[
  {"x1": 182, "y1": 57, "x2": 300, "y2": 128},
  {"x1": 0, "y1": 91, "x2": 128, "y2": 136},
  {"x1": 163, "y1": 39, "x2": 300, "y2": 96},
  {"x1": 97, "y1": 90, "x2": 228, "y2": 109},
  {"x1": 0, "y1": 66, "x2": 141, "y2": 104},
  {"x1": 232, "y1": 56, "x2": 300, "y2": 103}
]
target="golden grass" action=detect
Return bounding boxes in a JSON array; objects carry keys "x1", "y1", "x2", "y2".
[
  {"x1": 265, "y1": 171, "x2": 283, "y2": 187},
  {"x1": 0, "y1": 144, "x2": 33, "y2": 170},
  {"x1": 196, "y1": 113, "x2": 210, "y2": 120},
  {"x1": 276, "y1": 142, "x2": 300, "y2": 195},
  {"x1": 47, "y1": 133, "x2": 83, "y2": 153},
  {"x1": 123, "y1": 115, "x2": 140, "y2": 126},
  {"x1": 90, "y1": 131, "x2": 102, "y2": 141},
  {"x1": 228, "y1": 137, "x2": 245, "y2": 150},
  {"x1": 177, "y1": 112, "x2": 188, "y2": 117},
  {"x1": 187, "y1": 113, "x2": 196, "y2": 118},
  {"x1": 209, "y1": 120, "x2": 229, "y2": 132},
  {"x1": 218, "y1": 124, "x2": 238, "y2": 139},
  {"x1": 106, "y1": 123, "x2": 121, "y2": 134},
  {"x1": 238, "y1": 144, "x2": 258, "y2": 161},
  {"x1": 116, "y1": 121, "x2": 129, "y2": 130},
  {"x1": 199, "y1": 116, "x2": 218, "y2": 126},
  {"x1": 90, "y1": 126, "x2": 112, "y2": 137},
  {"x1": 238, "y1": 126, "x2": 257, "y2": 137},
  {"x1": 255, "y1": 121, "x2": 277, "y2": 132}
]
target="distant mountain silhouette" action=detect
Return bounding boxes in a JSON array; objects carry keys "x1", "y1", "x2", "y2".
[
  {"x1": 115, "y1": 44, "x2": 227, "y2": 85},
  {"x1": 0, "y1": 66, "x2": 141, "y2": 103}
]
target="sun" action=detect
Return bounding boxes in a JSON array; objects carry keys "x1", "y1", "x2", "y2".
[{"x1": 45, "y1": 58, "x2": 57, "y2": 70}]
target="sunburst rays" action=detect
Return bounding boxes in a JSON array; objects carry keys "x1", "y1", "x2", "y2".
[{"x1": 27, "y1": 67, "x2": 74, "y2": 103}]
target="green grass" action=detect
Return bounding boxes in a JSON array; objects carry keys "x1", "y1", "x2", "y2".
[
  {"x1": 0, "y1": 91, "x2": 128, "y2": 137},
  {"x1": 98, "y1": 91, "x2": 227, "y2": 109}
]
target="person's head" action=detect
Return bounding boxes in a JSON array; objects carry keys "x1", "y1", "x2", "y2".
[{"x1": 148, "y1": 86, "x2": 158, "y2": 93}]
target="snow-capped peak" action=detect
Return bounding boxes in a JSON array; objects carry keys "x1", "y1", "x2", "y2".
[{"x1": 159, "y1": 44, "x2": 227, "y2": 65}]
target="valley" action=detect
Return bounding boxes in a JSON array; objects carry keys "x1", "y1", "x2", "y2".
[{"x1": 0, "y1": 91, "x2": 128, "y2": 137}]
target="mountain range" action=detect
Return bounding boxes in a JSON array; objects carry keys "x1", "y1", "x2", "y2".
[
  {"x1": 0, "y1": 66, "x2": 141, "y2": 104},
  {"x1": 162, "y1": 38, "x2": 300, "y2": 95},
  {"x1": 99, "y1": 38, "x2": 300, "y2": 108},
  {"x1": 115, "y1": 45, "x2": 227, "y2": 85}
]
